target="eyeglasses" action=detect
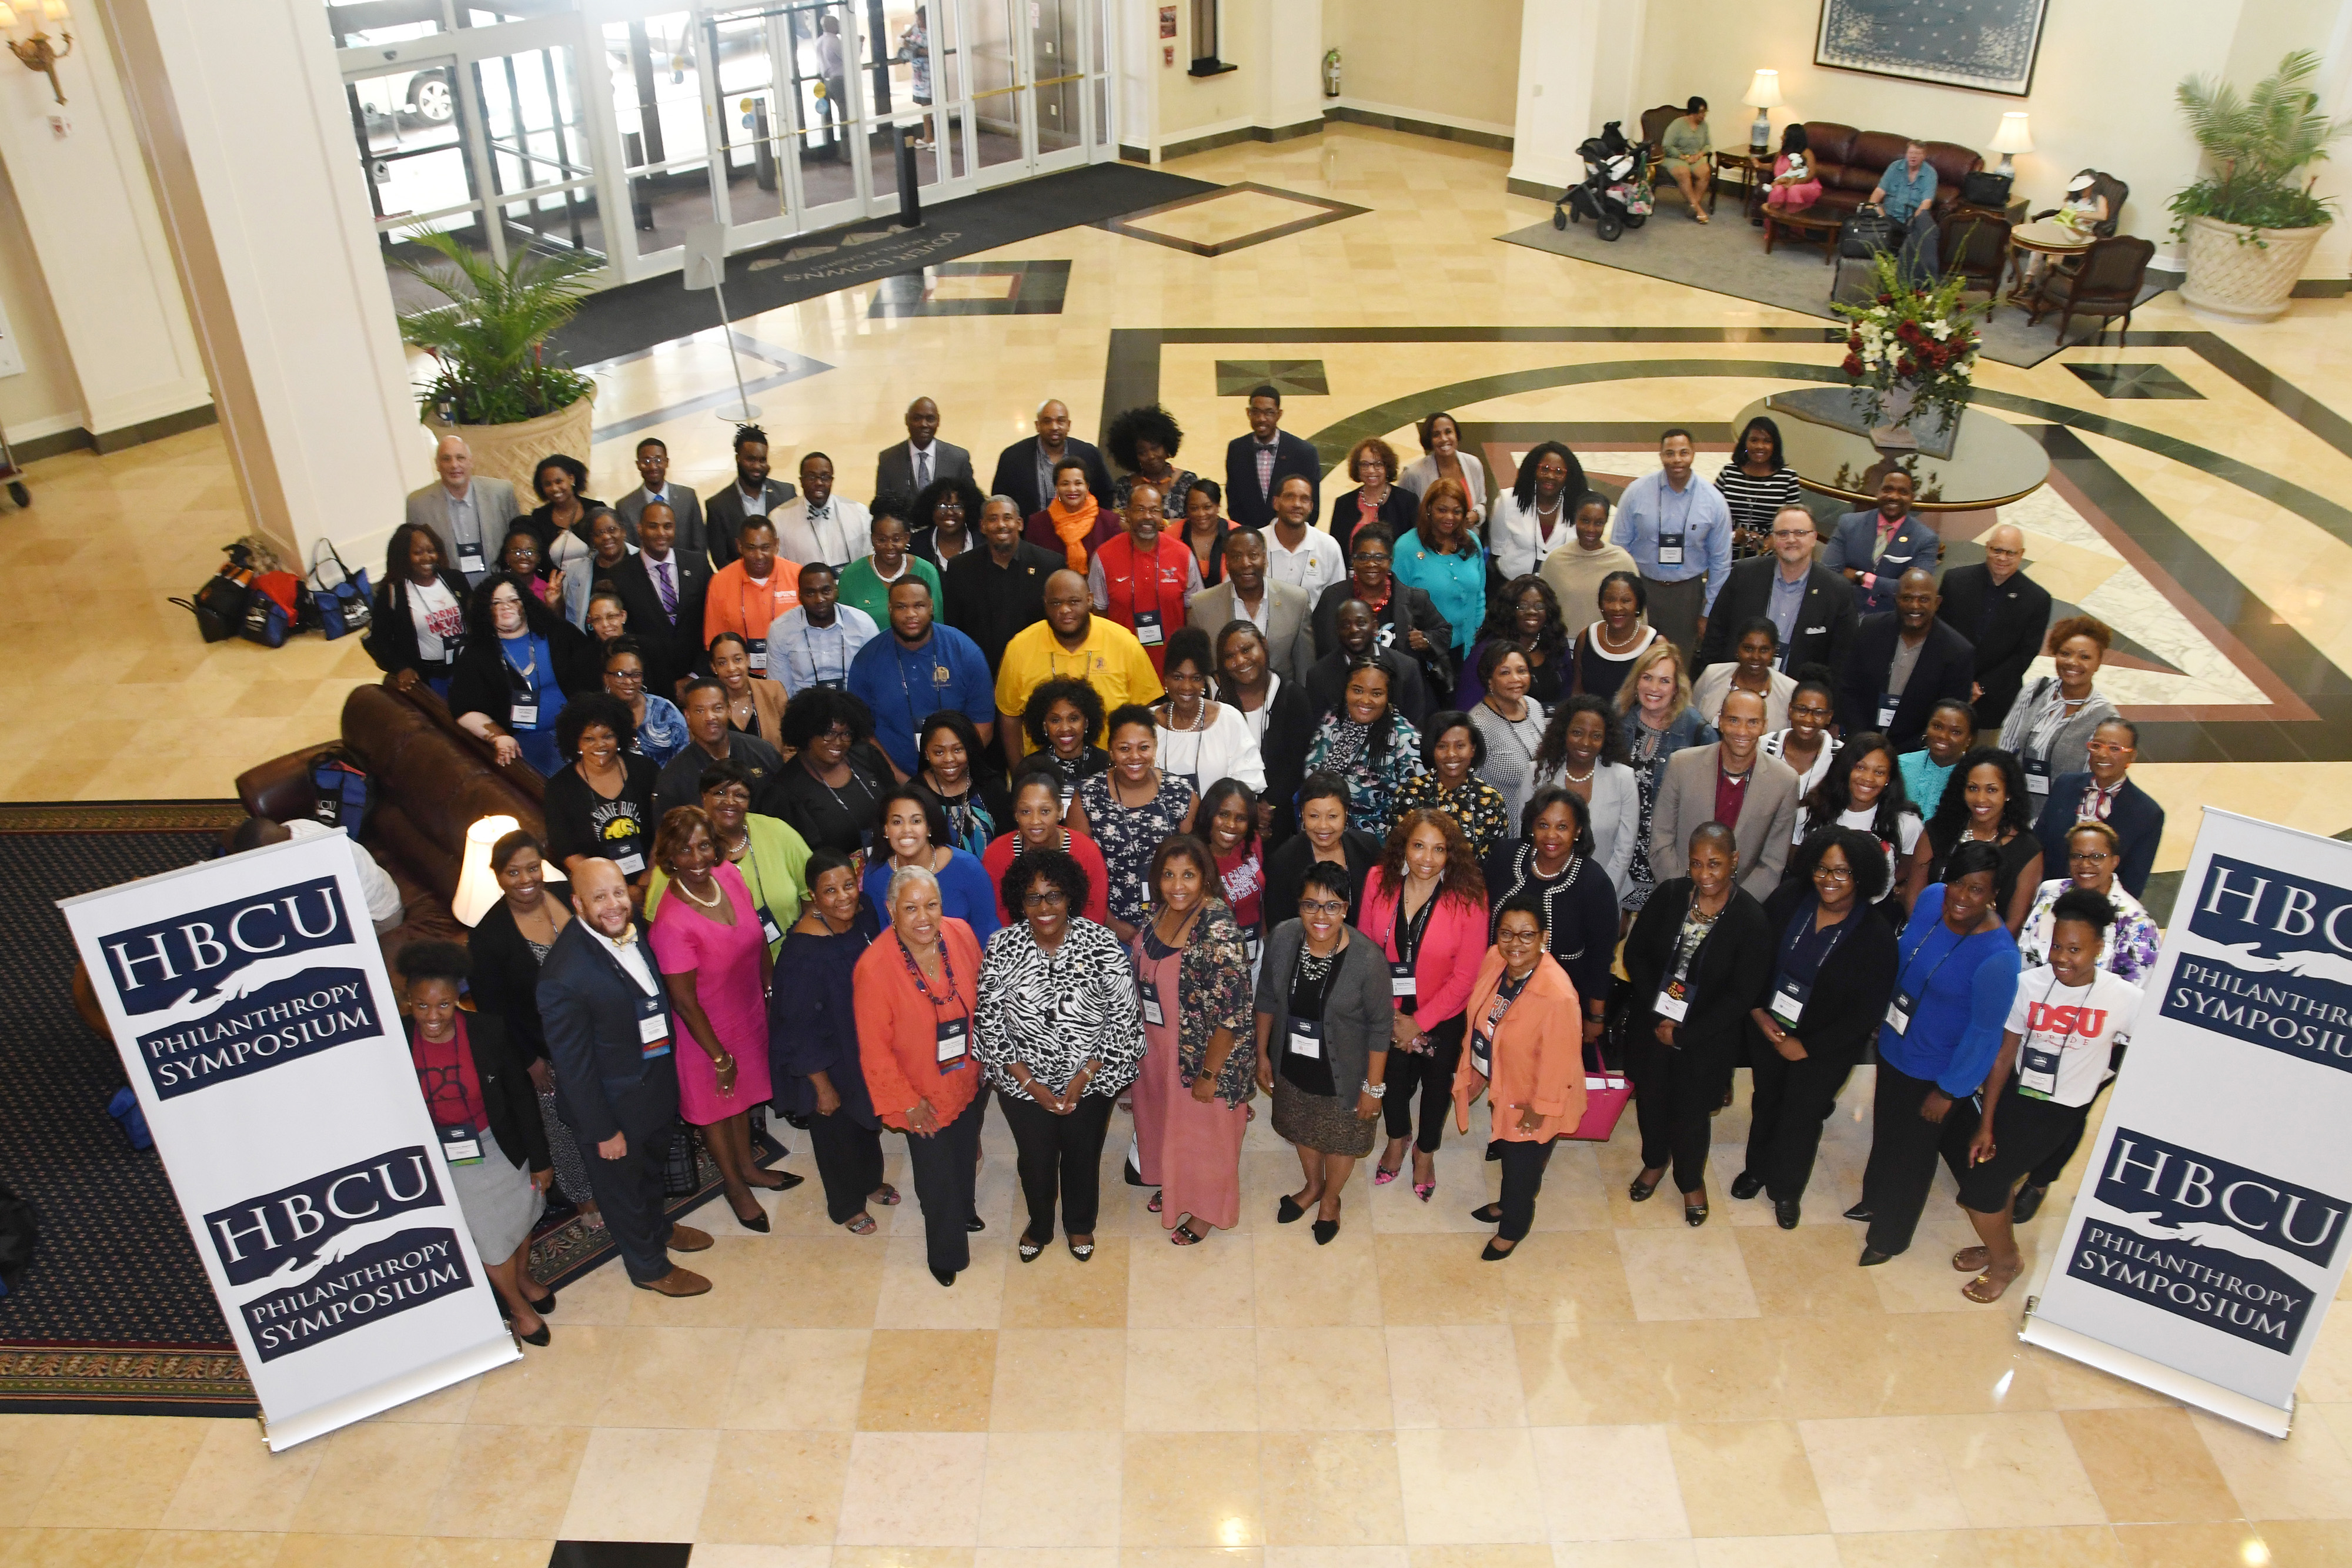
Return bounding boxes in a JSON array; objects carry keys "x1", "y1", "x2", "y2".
[
  {"x1": 2068, "y1": 850, "x2": 2114, "y2": 864},
  {"x1": 1815, "y1": 864, "x2": 1855, "y2": 881},
  {"x1": 1023, "y1": 888, "x2": 1070, "y2": 908},
  {"x1": 1769, "y1": 528, "x2": 1815, "y2": 541},
  {"x1": 1298, "y1": 898, "x2": 1348, "y2": 915},
  {"x1": 1349, "y1": 550, "x2": 1389, "y2": 563}
]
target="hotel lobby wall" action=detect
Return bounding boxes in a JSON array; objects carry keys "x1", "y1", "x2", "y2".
[
  {"x1": 0, "y1": 156, "x2": 89, "y2": 450},
  {"x1": 1322, "y1": 0, "x2": 1524, "y2": 142},
  {"x1": 1145, "y1": 0, "x2": 1327, "y2": 154},
  {"x1": 1627, "y1": 0, "x2": 2352, "y2": 276}
]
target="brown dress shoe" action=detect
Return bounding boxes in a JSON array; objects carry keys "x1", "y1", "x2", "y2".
[
  {"x1": 633, "y1": 1266, "x2": 712, "y2": 1297},
  {"x1": 667, "y1": 1224, "x2": 714, "y2": 1253}
]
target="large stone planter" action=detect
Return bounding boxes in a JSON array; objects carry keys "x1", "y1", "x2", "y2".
[
  {"x1": 2179, "y1": 214, "x2": 2333, "y2": 323},
  {"x1": 422, "y1": 389, "x2": 596, "y2": 497}
]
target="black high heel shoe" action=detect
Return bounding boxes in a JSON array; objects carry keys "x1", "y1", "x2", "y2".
[
  {"x1": 1277, "y1": 1193, "x2": 1309, "y2": 1224},
  {"x1": 1470, "y1": 1202, "x2": 1504, "y2": 1224}
]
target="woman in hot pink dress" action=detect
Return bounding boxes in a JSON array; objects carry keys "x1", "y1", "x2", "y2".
[{"x1": 649, "y1": 804, "x2": 794, "y2": 1231}]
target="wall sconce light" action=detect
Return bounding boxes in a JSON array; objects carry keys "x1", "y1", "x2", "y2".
[{"x1": 0, "y1": 1, "x2": 72, "y2": 105}]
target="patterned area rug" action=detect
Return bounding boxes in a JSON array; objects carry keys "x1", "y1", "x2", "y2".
[{"x1": 0, "y1": 801, "x2": 779, "y2": 1417}]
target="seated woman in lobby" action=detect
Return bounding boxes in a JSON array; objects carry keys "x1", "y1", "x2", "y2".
[
  {"x1": 1659, "y1": 96, "x2": 1714, "y2": 222},
  {"x1": 1763, "y1": 123, "x2": 1820, "y2": 215}
]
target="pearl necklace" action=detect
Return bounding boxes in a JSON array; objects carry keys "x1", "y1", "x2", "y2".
[
  {"x1": 1561, "y1": 762, "x2": 1596, "y2": 784},
  {"x1": 673, "y1": 873, "x2": 724, "y2": 909}
]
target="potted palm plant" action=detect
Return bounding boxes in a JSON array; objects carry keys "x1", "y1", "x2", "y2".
[
  {"x1": 2171, "y1": 51, "x2": 2350, "y2": 323},
  {"x1": 398, "y1": 232, "x2": 602, "y2": 493}
]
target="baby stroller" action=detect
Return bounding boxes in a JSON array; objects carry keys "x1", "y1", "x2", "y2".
[{"x1": 1553, "y1": 121, "x2": 1652, "y2": 241}]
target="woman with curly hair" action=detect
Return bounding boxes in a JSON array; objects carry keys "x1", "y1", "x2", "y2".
[
  {"x1": 1304, "y1": 658, "x2": 1425, "y2": 839},
  {"x1": 543, "y1": 693, "x2": 659, "y2": 886},
  {"x1": 1131, "y1": 834, "x2": 1257, "y2": 1244},
  {"x1": 521, "y1": 451, "x2": 603, "y2": 551},
  {"x1": 1358, "y1": 808, "x2": 1489, "y2": 1198},
  {"x1": 766, "y1": 686, "x2": 892, "y2": 857},
  {"x1": 449, "y1": 571, "x2": 600, "y2": 774},
  {"x1": 1998, "y1": 614, "x2": 2120, "y2": 797},
  {"x1": 1488, "y1": 440, "x2": 1588, "y2": 580},
  {"x1": 1107, "y1": 403, "x2": 1197, "y2": 524},
  {"x1": 1790, "y1": 731, "x2": 1920, "y2": 911},
  {"x1": 1329, "y1": 436, "x2": 1419, "y2": 559},
  {"x1": 1069, "y1": 704, "x2": 1200, "y2": 941},
  {"x1": 1457, "y1": 575, "x2": 1571, "y2": 708},
  {"x1": 1398, "y1": 410, "x2": 1489, "y2": 524},
  {"x1": 1020, "y1": 675, "x2": 1110, "y2": 807},
  {"x1": 1903, "y1": 746, "x2": 2044, "y2": 934},
  {"x1": 911, "y1": 471, "x2": 988, "y2": 571}
]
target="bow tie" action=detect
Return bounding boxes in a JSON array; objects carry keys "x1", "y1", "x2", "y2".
[{"x1": 607, "y1": 927, "x2": 639, "y2": 948}]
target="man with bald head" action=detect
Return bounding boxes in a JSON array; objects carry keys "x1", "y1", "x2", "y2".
[
  {"x1": 1935, "y1": 521, "x2": 2053, "y2": 728},
  {"x1": 1648, "y1": 686, "x2": 1802, "y2": 900},
  {"x1": 537, "y1": 858, "x2": 715, "y2": 1298},
  {"x1": 407, "y1": 433, "x2": 520, "y2": 586},
  {"x1": 1837, "y1": 566, "x2": 1975, "y2": 750},
  {"x1": 990, "y1": 396, "x2": 1114, "y2": 517},
  {"x1": 877, "y1": 396, "x2": 974, "y2": 503},
  {"x1": 993, "y1": 566, "x2": 1163, "y2": 758}
]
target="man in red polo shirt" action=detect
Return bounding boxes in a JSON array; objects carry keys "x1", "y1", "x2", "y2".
[{"x1": 1086, "y1": 480, "x2": 1202, "y2": 676}]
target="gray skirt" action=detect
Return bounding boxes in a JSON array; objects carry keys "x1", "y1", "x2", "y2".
[
  {"x1": 449, "y1": 1140, "x2": 546, "y2": 1263},
  {"x1": 1271, "y1": 1076, "x2": 1377, "y2": 1158}
]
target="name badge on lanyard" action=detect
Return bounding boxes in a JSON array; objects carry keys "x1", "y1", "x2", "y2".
[
  {"x1": 616, "y1": 850, "x2": 646, "y2": 876},
  {"x1": 1470, "y1": 1024, "x2": 1494, "y2": 1076},
  {"x1": 1140, "y1": 976, "x2": 1165, "y2": 1027},
  {"x1": 757, "y1": 904, "x2": 784, "y2": 944},
  {"x1": 1769, "y1": 976, "x2": 1810, "y2": 1027},
  {"x1": 1132, "y1": 609, "x2": 1164, "y2": 647},
  {"x1": 936, "y1": 1014, "x2": 971, "y2": 1068},
  {"x1": 506, "y1": 658, "x2": 539, "y2": 730},
  {"x1": 1389, "y1": 960, "x2": 1416, "y2": 1002},
  {"x1": 2017, "y1": 1032, "x2": 2066, "y2": 1099},
  {"x1": 1885, "y1": 987, "x2": 1915, "y2": 1035},
  {"x1": 637, "y1": 992, "x2": 672, "y2": 1057},
  {"x1": 1656, "y1": 975, "x2": 1692, "y2": 1024},
  {"x1": 1245, "y1": 932, "x2": 1264, "y2": 966},
  {"x1": 1658, "y1": 530, "x2": 1686, "y2": 567},
  {"x1": 437, "y1": 1119, "x2": 483, "y2": 1166},
  {"x1": 456, "y1": 542, "x2": 486, "y2": 576},
  {"x1": 1287, "y1": 1017, "x2": 1325, "y2": 1060},
  {"x1": 1876, "y1": 694, "x2": 1899, "y2": 730},
  {"x1": 746, "y1": 635, "x2": 768, "y2": 673},
  {"x1": 2023, "y1": 754, "x2": 2051, "y2": 795}
]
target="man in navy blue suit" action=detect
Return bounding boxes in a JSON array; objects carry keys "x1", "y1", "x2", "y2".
[
  {"x1": 1224, "y1": 385, "x2": 1322, "y2": 530},
  {"x1": 538, "y1": 858, "x2": 714, "y2": 1297}
]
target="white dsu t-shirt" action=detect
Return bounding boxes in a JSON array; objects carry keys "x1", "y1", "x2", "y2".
[{"x1": 2002, "y1": 965, "x2": 2142, "y2": 1106}]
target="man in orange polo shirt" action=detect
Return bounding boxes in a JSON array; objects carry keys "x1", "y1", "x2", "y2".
[{"x1": 703, "y1": 516, "x2": 803, "y2": 678}]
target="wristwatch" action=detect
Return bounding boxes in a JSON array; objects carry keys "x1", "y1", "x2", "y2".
[{"x1": 1362, "y1": 1080, "x2": 1387, "y2": 1099}]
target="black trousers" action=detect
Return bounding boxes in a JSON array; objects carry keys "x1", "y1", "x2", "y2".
[
  {"x1": 1382, "y1": 1016, "x2": 1466, "y2": 1154},
  {"x1": 1860, "y1": 1062, "x2": 1980, "y2": 1255},
  {"x1": 1744, "y1": 1036, "x2": 1862, "y2": 1203},
  {"x1": 806, "y1": 1108, "x2": 886, "y2": 1224},
  {"x1": 902, "y1": 1089, "x2": 985, "y2": 1276},
  {"x1": 998, "y1": 1089, "x2": 1115, "y2": 1241},
  {"x1": 582, "y1": 1112, "x2": 678, "y2": 1283},
  {"x1": 1496, "y1": 1138, "x2": 1556, "y2": 1241},
  {"x1": 1631, "y1": 1028, "x2": 1732, "y2": 1195},
  {"x1": 2024, "y1": 1077, "x2": 2112, "y2": 1192}
]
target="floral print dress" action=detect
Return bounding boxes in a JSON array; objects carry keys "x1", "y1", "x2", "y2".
[{"x1": 1075, "y1": 770, "x2": 1196, "y2": 930}]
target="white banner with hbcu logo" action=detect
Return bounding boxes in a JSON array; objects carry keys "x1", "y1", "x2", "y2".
[
  {"x1": 2022, "y1": 810, "x2": 2352, "y2": 1436},
  {"x1": 61, "y1": 831, "x2": 517, "y2": 1450}
]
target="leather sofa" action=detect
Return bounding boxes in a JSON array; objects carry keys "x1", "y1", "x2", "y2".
[
  {"x1": 1798, "y1": 123, "x2": 1983, "y2": 222},
  {"x1": 238, "y1": 677, "x2": 547, "y2": 967}
]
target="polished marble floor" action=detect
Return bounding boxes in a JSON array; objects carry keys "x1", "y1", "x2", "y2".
[{"x1": 8, "y1": 125, "x2": 2352, "y2": 1565}]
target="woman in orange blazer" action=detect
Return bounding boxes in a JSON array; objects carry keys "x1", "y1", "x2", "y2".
[{"x1": 1454, "y1": 891, "x2": 1587, "y2": 1259}]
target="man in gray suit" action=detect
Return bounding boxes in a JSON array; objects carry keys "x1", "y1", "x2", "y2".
[
  {"x1": 874, "y1": 396, "x2": 972, "y2": 503},
  {"x1": 406, "y1": 434, "x2": 520, "y2": 587},
  {"x1": 1186, "y1": 526, "x2": 1314, "y2": 687},
  {"x1": 704, "y1": 423, "x2": 797, "y2": 571},
  {"x1": 1647, "y1": 688, "x2": 1800, "y2": 900},
  {"x1": 614, "y1": 436, "x2": 707, "y2": 562}
]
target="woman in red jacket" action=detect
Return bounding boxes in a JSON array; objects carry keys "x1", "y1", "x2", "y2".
[
  {"x1": 1454, "y1": 894, "x2": 1588, "y2": 1258},
  {"x1": 1358, "y1": 807, "x2": 1489, "y2": 1199}
]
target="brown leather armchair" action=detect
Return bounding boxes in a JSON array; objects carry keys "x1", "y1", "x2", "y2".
[
  {"x1": 1942, "y1": 211, "x2": 2013, "y2": 316},
  {"x1": 1798, "y1": 123, "x2": 1983, "y2": 223},
  {"x1": 2026, "y1": 235, "x2": 2156, "y2": 343}
]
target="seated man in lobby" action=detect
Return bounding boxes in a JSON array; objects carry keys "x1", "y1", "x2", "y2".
[
  {"x1": 1866, "y1": 138, "x2": 1942, "y2": 285},
  {"x1": 1659, "y1": 97, "x2": 1714, "y2": 222},
  {"x1": 1933, "y1": 523, "x2": 2052, "y2": 730},
  {"x1": 2033, "y1": 718, "x2": 2164, "y2": 900},
  {"x1": 1822, "y1": 469, "x2": 1941, "y2": 618}
]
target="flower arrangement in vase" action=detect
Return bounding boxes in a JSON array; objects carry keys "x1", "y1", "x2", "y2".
[{"x1": 1832, "y1": 252, "x2": 1983, "y2": 450}]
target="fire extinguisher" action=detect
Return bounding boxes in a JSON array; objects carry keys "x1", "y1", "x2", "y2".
[{"x1": 1323, "y1": 48, "x2": 1341, "y2": 99}]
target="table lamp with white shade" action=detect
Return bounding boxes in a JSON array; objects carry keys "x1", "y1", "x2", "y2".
[
  {"x1": 1989, "y1": 111, "x2": 2032, "y2": 178},
  {"x1": 1742, "y1": 69, "x2": 1782, "y2": 153},
  {"x1": 451, "y1": 814, "x2": 563, "y2": 927}
]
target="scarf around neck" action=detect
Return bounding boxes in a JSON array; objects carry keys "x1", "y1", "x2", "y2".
[{"x1": 1048, "y1": 494, "x2": 1100, "y2": 571}]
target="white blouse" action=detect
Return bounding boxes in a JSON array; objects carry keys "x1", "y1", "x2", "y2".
[{"x1": 1157, "y1": 700, "x2": 1267, "y2": 797}]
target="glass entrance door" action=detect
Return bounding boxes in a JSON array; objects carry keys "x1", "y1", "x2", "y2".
[{"x1": 345, "y1": 57, "x2": 495, "y2": 313}]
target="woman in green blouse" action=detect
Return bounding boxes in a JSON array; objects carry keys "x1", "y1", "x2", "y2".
[{"x1": 1661, "y1": 96, "x2": 1713, "y2": 222}]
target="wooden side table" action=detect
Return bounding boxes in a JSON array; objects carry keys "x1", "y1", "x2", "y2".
[{"x1": 1713, "y1": 149, "x2": 1773, "y2": 221}]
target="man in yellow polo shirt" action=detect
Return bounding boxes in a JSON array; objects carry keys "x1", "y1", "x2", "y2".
[{"x1": 995, "y1": 568, "x2": 1163, "y2": 758}]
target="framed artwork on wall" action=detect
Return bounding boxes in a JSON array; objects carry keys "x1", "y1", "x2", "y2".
[{"x1": 1815, "y1": 0, "x2": 2050, "y2": 97}]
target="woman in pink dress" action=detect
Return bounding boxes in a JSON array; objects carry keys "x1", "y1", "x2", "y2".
[
  {"x1": 1134, "y1": 834, "x2": 1257, "y2": 1243},
  {"x1": 649, "y1": 804, "x2": 794, "y2": 1231}
]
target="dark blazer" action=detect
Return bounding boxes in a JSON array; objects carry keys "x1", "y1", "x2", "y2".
[
  {"x1": 1622, "y1": 878, "x2": 1775, "y2": 1069},
  {"x1": 466, "y1": 898, "x2": 556, "y2": 1062},
  {"x1": 989, "y1": 435, "x2": 1115, "y2": 517},
  {"x1": 517, "y1": 498, "x2": 609, "y2": 554},
  {"x1": 944, "y1": 540, "x2": 1064, "y2": 670},
  {"x1": 362, "y1": 570, "x2": 474, "y2": 680},
  {"x1": 617, "y1": 484, "x2": 707, "y2": 561},
  {"x1": 875, "y1": 439, "x2": 974, "y2": 506},
  {"x1": 1836, "y1": 614, "x2": 1975, "y2": 750},
  {"x1": 1753, "y1": 883, "x2": 1902, "y2": 1068},
  {"x1": 704, "y1": 479, "x2": 800, "y2": 570},
  {"x1": 447, "y1": 618, "x2": 603, "y2": 731},
  {"x1": 767, "y1": 897, "x2": 884, "y2": 1124},
  {"x1": 1821, "y1": 508, "x2": 1944, "y2": 617},
  {"x1": 1694, "y1": 557, "x2": 1857, "y2": 677},
  {"x1": 1311, "y1": 579, "x2": 1454, "y2": 697},
  {"x1": 1225, "y1": 430, "x2": 1323, "y2": 529},
  {"x1": 405, "y1": 1012, "x2": 551, "y2": 1173},
  {"x1": 536, "y1": 918, "x2": 680, "y2": 1148},
  {"x1": 606, "y1": 550, "x2": 713, "y2": 697},
  {"x1": 1254, "y1": 919, "x2": 1394, "y2": 1096},
  {"x1": 1305, "y1": 646, "x2": 1432, "y2": 730},
  {"x1": 1252, "y1": 676, "x2": 1316, "y2": 842},
  {"x1": 2033, "y1": 771, "x2": 2164, "y2": 900},
  {"x1": 1936, "y1": 563, "x2": 2053, "y2": 728},
  {"x1": 1262, "y1": 829, "x2": 1381, "y2": 928},
  {"x1": 1327, "y1": 484, "x2": 1421, "y2": 560}
]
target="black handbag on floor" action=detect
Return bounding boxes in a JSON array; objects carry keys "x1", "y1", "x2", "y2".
[{"x1": 1839, "y1": 208, "x2": 1896, "y2": 258}]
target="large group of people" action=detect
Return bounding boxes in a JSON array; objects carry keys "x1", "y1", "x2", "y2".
[{"x1": 388, "y1": 398, "x2": 2166, "y2": 1328}]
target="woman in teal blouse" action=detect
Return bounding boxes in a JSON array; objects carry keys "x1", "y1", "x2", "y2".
[{"x1": 1392, "y1": 479, "x2": 1487, "y2": 666}]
